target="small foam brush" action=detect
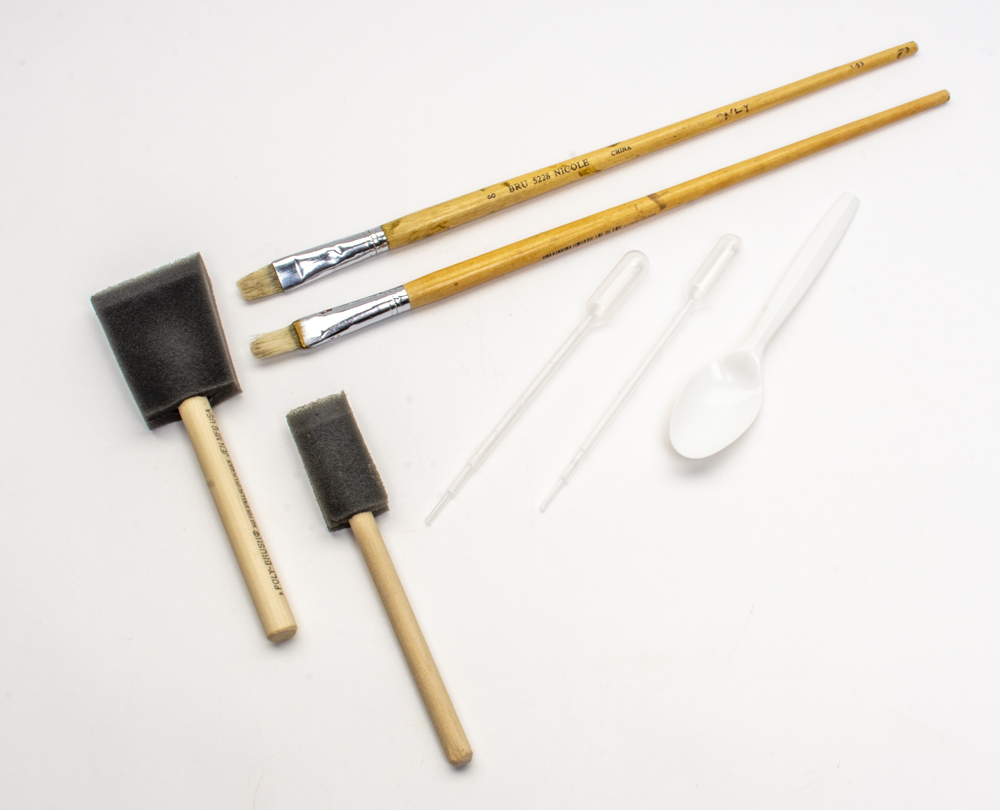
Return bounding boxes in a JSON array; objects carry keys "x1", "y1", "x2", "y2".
[
  {"x1": 287, "y1": 393, "x2": 472, "y2": 766},
  {"x1": 92, "y1": 254, "x2": 297, "y2": 642}
]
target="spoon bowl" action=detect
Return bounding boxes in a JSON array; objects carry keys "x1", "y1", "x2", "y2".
[
  {"x1": 669, "y1": 350, "x2": 763, "y2": 458},
  {"x1": 668, "y1": 192, "x2": 859, "y2": 459}
]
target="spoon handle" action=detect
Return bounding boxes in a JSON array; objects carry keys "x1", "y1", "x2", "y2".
[{"x1": 746, "y1": 193, "x2": 859, "y2": 354}]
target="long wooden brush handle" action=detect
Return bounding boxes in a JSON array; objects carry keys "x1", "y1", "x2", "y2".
[
  {"x1": 404, "y1": 90, "x2": 948, "y2": 307},
  {"x1": 381, "y1": 42, "x2": 917, "y2": 249},
  {"x1": 349, "y1": 511, "x2": 472, "y2": 766},
  {"x1": 179, "y1": 396, "x2": 297, "y2": 642}
]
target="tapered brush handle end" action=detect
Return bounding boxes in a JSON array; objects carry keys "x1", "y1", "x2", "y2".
[{"x1": 349, "y1": 512, "x2": 472, "y2": 766}]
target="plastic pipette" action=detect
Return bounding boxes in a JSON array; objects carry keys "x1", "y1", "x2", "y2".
[
  {"x1": 426, "y1": 251, "x2": 649, "y2": 525},
  {"x1": 540, "y1": 235, "x2": 741, "y2": 511}
]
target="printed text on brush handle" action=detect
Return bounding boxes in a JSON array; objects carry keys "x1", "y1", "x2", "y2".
[
  {"x1": 403, "y1": 90, "x2": 947, "y2": 309},
  {"x1": 205, "y1": 405, "x2": 285, "y2": 595},
  {"x1": 177, "y1": 398, "x2": 296, "y2": 642},
  {"x1": 379, "y1": 43, "x2": 916, "y2": 249}
]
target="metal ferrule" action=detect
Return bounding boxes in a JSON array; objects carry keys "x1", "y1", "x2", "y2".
[
  {"x1": 297, "y1": 286, "x2": 411, "y2": 348},
  {"x1": 273, "y1": 227, "x2": 389, "y2": 292}
]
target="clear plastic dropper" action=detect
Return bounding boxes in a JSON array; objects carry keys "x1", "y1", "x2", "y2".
[
  {"x1": 540, "y1": 235, "x2": 742, "y2": 512},
  {"x1": 426, "y1": 251, "x2": 649, "y2": 525}
]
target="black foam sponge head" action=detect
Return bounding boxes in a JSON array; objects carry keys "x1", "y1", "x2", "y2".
[
  {"x1": 92, "y1": 254, "x2": 240, "y2": 429},
  {"x1": 286, "y1": 392, "x2": 389, "y2": 532}
]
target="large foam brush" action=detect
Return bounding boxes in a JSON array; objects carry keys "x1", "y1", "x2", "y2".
[
  {"x1": 287, "y1": 392, "x2": 472, "y2": 766},
  {"x1": 92, "y1": 254, "x2": 297, "y2": 642}
]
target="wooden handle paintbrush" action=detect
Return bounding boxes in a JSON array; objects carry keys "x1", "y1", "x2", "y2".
[
  {"x1": 250, "y1": 90, "x2": 948, "y2": 360},
  {"x1": 238, "y1": 42, "x2": 918, "y2": 300},
  {"x1": 287, "y1": 393, "x2": 472, "y2": 766},
  {"x1": 93, "y1": 255, "x2": 297, "y2": 641}
]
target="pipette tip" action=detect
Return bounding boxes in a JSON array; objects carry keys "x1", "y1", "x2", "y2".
[
  {"x1": 425, "y1": 493, "x2": 452, "y2": 526},
  {"x1": 539, "y1": 478, "x2": 567, "y2": 513}
]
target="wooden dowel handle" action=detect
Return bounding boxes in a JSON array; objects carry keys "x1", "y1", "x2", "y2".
[
  {"x1": 404, "y1": 90, "x2": 948, "y2": 308},
  {"x1": 349, "y1": 512, "x2": 472, "y2": 766},
  {"x1": 381, "y1": 42, "x2": 918, "y2": 249},
  {"x1": 179, "y1": 397, "x2": 297, "y2": 642}
]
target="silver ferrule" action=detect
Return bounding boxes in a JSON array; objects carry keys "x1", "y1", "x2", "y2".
[
  {"x1": 273, "y1": 227, "x2": 388, "y2": 292},
  {"x1": 297, "y1": 286, "x2": 411, "y2": 348}
]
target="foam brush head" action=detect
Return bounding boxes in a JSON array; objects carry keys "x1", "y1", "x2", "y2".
[
  {"x1": 91, "y1": 253, "x2": 240, "y2": 429},
  {"x1": 286, "y1": 392, "x2": 389, "y2": 531}
]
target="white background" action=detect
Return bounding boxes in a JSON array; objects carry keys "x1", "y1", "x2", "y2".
[{"x1": 2, "y1": 1, "x2": 997, "y2": 807}]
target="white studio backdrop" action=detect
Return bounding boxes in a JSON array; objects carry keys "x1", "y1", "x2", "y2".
[{"x1": 1, "y1": 1, "x2": 997, "y2": 807}]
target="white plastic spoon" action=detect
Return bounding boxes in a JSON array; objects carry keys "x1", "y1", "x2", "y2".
[{"x1": 669, "y1": 192, "x2": 859, "y2": 459}]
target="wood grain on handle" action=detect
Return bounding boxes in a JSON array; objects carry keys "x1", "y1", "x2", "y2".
[
  {"x1": 381, "y1": 42, "x2": 918, "y2": 249},
  {"x1": 179, "y1": 397, "x2": 297, "y2": 642},
  {"x1": 404, "y1": 90, "x2": 948, "y2": 308},
  {"x1": 349, "y1": 512, "x2": 472, "y2": 767}
]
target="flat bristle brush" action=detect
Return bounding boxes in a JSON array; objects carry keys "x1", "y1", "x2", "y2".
[
  {"x1": 238, "y1": 42, "x2": 918, "y2": 300},
  {"x1": 251, "y1": 90, "x2": 948, "y2": 358},
  {"x1": 286, "y1": 393, "x2": 472, "y2": 766},
  {"x1": 92, "y1": 254, "x2": 297, "y2": 642}
]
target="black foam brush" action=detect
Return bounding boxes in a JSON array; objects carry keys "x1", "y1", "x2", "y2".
[
  {"x1": 287, "y1": 392, "x2": 472, "y2": 765},
  {"x1": 93, "y1": 254, "x2": 297, "y2": 642}
]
